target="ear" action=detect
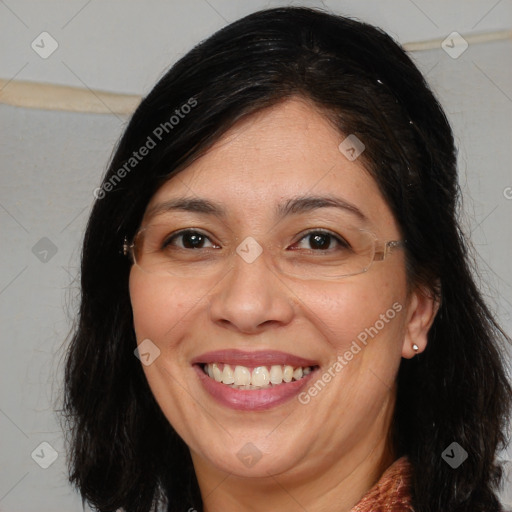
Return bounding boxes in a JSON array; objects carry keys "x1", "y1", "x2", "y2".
[{"x1": 401, "y1": 286, "x2": 440, "y2": 359}]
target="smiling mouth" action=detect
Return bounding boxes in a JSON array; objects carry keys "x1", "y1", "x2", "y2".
[{"x1": 200, "y1": 363, "x2": 318, "y2": 390}]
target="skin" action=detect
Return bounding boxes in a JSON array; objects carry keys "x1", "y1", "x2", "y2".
[{"x1": 129, "y1": 97, "x2": 437, "y2": 512}]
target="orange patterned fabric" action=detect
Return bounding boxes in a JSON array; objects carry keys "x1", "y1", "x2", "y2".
[{"x1": 350, "y1": 456, "x2": 415, "y2": 512}]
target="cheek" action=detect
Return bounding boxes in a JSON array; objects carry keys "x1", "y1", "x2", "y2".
[
  {"x1": 309, "y1": 284, "x2": 376, "y2": 328},
  {"x1": 296, "y1": 274, "x2": 407, "y2": 417},
  {"x1": 129, "y1": 269, "x2": 206, "y2": 345},
  {"x1": 294, "y1": 270, "x2": 406, "y2": 353}
]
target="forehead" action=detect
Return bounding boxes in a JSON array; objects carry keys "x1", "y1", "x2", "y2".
[{"x1": 146, "y1": 97, "x2": 398, "y2": 233}]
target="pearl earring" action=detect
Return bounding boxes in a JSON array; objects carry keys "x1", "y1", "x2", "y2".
[{"x1": 412, "y1": 344, "x2": 419, "y2": 352}]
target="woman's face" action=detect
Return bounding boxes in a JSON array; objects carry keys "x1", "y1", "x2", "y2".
[{"x1": 129, "y1": 97, "x2": 433, "y2": 483}]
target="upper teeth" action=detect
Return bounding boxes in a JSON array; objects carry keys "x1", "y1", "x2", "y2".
[{"x1": 204, "y1": 363, "x2": 313, "y2": 388}]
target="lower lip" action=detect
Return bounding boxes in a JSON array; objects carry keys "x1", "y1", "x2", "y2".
[{"x1": 193, "y1": 365, "x2": 317, "y2": 411}]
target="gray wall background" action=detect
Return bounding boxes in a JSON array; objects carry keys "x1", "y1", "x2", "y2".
[{"x1": 0, "y1": 1, "x2": 511, "y2": 510}]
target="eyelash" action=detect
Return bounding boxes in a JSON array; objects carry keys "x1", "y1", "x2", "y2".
[{"x1": 163, "y1": 229, "x2": 349, "y2": 251}]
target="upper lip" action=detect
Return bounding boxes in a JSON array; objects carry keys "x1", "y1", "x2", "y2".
[{"x1": 191, "y1": 349, "x2": 318, "y2": 368}]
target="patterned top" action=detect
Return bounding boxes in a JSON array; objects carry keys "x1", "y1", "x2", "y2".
[{"x1": 350, "y1": 456, "x2": 415, "y2": 512}]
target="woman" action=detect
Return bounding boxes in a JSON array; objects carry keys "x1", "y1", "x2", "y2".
[{"x1": 62, "y1": 7, "x2": 512, "y2": 512}]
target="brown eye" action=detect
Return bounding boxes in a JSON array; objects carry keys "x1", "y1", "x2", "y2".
[
  {"x1": 163, "y1": 230, "x2": 216, "y2": 250},
  {"x1": 292, "y1": 230, "x2": 350, "y2": 251},
  {"x1": 307, "y1": 233, "x2": 332, "y2": 250}
]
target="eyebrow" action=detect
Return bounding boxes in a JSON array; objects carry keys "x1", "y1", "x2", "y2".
[
  {"x1": 146, "y1": 195, "x2": 368, "y2": 222},
  {"x1": 277, "y1": 196, "x2": 367, "y2": 222}
]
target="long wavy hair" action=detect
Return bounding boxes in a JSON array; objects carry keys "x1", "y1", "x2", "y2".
[{"x1": 61, "y1": 7, "x2": 512, "y2": 512}]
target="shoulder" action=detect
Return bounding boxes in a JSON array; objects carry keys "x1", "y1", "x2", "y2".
[{"x1": 350, "y1": 456, "x2": 414, "y2": 512}]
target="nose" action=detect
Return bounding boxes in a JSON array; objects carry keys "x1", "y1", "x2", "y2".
[{"x1": 207, "y1": 244, "x2": 295, "y2": 334}]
